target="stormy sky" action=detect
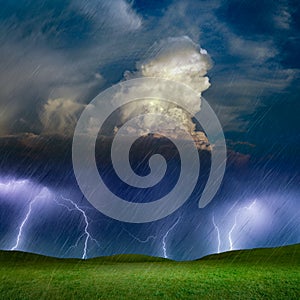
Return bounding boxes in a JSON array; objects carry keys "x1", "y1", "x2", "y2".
[{"x1": 0, "y1": 0, "x2": 299, "y2": 260}]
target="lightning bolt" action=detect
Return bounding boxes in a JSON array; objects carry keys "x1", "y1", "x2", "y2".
[
  {"x1": 162, "y1": 218, "x2": 180, "y2": 259},
  {"x1": 10, "y1": 185, "x2": 99, "y2": 259},
  {"x1": 228, "y1": 215, "x2": 237, "y2": 251},
  {"x1": 11, "y1": 188, "x2": 49, "y2": 251},
  {"x1": 228, "y1": 199, "x2": 257, "y2": 251},
  {"x1": 212, "y1": 215, "x2": 221, "y2": 253},
  {"x1": 59, "y1": 196, "x2": 99, "y2": 259}
]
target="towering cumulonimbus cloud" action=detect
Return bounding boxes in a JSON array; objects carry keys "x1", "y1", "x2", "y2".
[
  {"x1": 118, "y1": 36, "x2": 212, "y2": 139},
  {"x1": 127, "y1": 36, "x2": 211, "y2": 94}
]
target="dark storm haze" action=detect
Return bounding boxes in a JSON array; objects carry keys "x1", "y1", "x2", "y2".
[{"x1": 0, "y1": 0, "x2": 299, "y2": 260}]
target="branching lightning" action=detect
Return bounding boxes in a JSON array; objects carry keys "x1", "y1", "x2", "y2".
[
  {"x1": 212, "y1": 199, "x2": 257, "y2": 253},
  {"x1": 9, "y1": 182, "x2": 99, "y2": 259},
  {"x1": 59, "y1": 195, "x2": 100, "y2": 259},
  {"x1": 162, "y1": 218, "x2": 180, "y2": 258},
  {"x1": 11, "y1": 188, "x2": 49, "y2": 251},
  {"x1": 212, "y1": 215, "x2": 221, "y2": 254},
  {"x1": 228, "y1": 199, "x2": 256, "y2": 251}
]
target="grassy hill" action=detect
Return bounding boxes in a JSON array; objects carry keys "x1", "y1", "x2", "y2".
[{"x1": 0, "y1": 244, "x2": 299, "y2": 299}]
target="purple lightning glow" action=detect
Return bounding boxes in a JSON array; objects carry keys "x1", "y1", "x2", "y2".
[
  {"x1": 212, "y1": 199, "x2": 258, "y2": 253},
  {"x1": 0, "y1": 179, "x2": 29, "y2": 195},
  {"x1": 2, "y1": 175, "x2": 298, "y2": 261},
  {"x1": 3, "y1": 178, "x2": 99, "y2": 259},
  {"x1": 228, "y1": 199, "x2": 257, "y2": 251},
  {"x1": 162, "y1": 218, "x2": 180, "y2": 258},
  {"x1": 11, "y1": 188, "x2": 50, "y2": 250}
]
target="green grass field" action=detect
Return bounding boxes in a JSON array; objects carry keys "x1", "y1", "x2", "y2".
[{"x1": 0, "y1": 244, "x2": 299, "y2": 299}]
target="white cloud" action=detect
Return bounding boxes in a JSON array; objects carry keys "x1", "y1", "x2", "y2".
[
  {"x1": 273, "y1": 1, "x2": 292, "y2": 30},
  {"x1": 228, "y1": 36, "x2": 278, "y2": 63},
  {"x1": 73, "y1": 0, "x2": 142, "y2": 32},
  {"x1": 116, "y1": 36, "x2": 213, "y2": 138},
  {"x1": 0, "y1": 39, "x2": 105, "y2": 135},
  {"x1": 0, "y1": 0, "x2": 141, "y2": 136},
  {"x1": 0, "y1": 0, "x2": 297, "y2": 137},
  {"x1": 40, "y1": 98, "x2": 85, "y2": 135},
  {"x1": 129, "y1": 36, "x2": 212, "y2": 94}
]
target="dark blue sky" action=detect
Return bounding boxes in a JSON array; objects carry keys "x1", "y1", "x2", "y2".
[{"x1": 0, "y1": 0, "x2": 299, "y2": 260}]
